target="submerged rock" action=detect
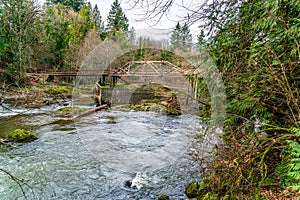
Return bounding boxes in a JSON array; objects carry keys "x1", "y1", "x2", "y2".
[
  {"x1": 6, "y1": 129, "x2": 37, "y2": 143},
  {"x1": 157, "y1": 195, "x2": 170, "y2": 200}
]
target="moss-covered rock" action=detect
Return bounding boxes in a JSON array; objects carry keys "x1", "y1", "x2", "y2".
[
  {"x1": 157, "y1": 195, "x2": 170, "y2": 200},
  {"x1": 149, "y1": 104, "x2": 167, "y2": 113},
  {"x1": 129, "y1": 103, "x2": 152, "y2": 112},
  {"x1": 185, "y1": 179, "x2": 219, "y2": 200},
  {"x1": 55, "y1": 106, "x2": 88, "y2": 118},
  {"x1": 6, "y1": 129, "x2": 37, "y2": 142}
]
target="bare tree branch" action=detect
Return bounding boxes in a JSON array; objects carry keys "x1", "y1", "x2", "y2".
[
  {"x1": 125, "y1": 0, "x2": 175, "y2": 25},
  {"x1": 0, "y1": 168, "x2": 36, "y2": 200},
  {"x1": 125, "y1": 0, "x2": 244, "y2": 36}
]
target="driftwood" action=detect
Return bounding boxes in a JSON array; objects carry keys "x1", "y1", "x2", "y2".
[
  {"x1": 75, "y1": 104, "x2": 108, "y2": 119},
  {"x1": 0, "y1": 138, "x2": 10, "y2": 145}
]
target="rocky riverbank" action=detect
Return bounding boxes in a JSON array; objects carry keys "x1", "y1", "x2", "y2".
[
  {"x1": 0, "y1": 82, "x2": 72, "y2": 109},
  {"x1": 1, "y1": 76, "x2": 183, "y2": 116}
]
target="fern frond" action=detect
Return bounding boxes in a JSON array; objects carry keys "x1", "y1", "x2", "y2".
[{"x1": 290, "y1": 127, "x2": 300, "y2": 137}]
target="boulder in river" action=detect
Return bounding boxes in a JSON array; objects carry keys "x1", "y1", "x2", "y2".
[{"x1": 6, "y1": 129, "x2": 37, "y2": 143}]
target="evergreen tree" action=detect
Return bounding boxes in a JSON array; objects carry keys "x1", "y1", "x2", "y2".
[
  {"x1": 39, "y1": 4, "x2": 91, "y2": 69},
  {"x1": 170, "y1": 22, "x2": 192, "y2": 51},
  {"x1": 0, "y1": 7, "x2": 7, "y2": 62},
  {"x1": 78, "y1": 3, "x2": 92, "y2": 36},
  {"x1": 106, "y1": 0, "x2": 129, "y2": 36},
  {"x1": 91, "y1": 4, "x2": 106, "y2": 40},
  {"x1": 128, "y1": 27, "x2": 136, "y2": 46},
  {"x1": 40, "y1": 5, "x2": 71, "y2": 69},
  {"x1": 196, "y1": 30, "x2": 206, "y2": 49},
  {"x1": 170, "y1": 22, "x2": 182, "y2": 49},
  {"x1": 45, "y1": 0, "x2": 86, "y2": 12},
  {"x1": 181, "y1": 23, "x2": 192, "y2": 50},
  {"x1": 0, "y1": 0, "x2": 39, "y2": 83}
]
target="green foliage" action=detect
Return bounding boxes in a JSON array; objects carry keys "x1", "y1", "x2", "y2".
[
  {"x1": 205, "y1": 0, "x2": 300, "y2": 134},
  {"x1": 1, "y1": 64, "x2": 20, "y2": 84},
  {"x1": 115, "y1": 30, "x2": 127, "y2": 48},
  {"x1": 185, "y1": 180, "x2": 220, "y2": 199},
  {"x1": 0, "y1": 0, "x2": 39, "y2": 83},
  {"x1": 134, "y1": 49, "x2": 145, "y2": 60},
  {"x1": 189, "y1": 0, "x2": 300, "y2": 198},
  {"x1": 45, "y1": 0, "x2": 86, "y2": 12},
  {"x1": 106, "y1": 0, "x2": 129, "y2": 36},
  {"x1": 91, "y1": 4, "x2": 105, "y2": 39},
  {"x1": 0, "y1": 7, "x2": 8, "y2": 61},
  {"x1": 40, "y1": 4, "x2": 71, "y2": 69},
  {"x1": 185, "y1": 182, "x2": 200, "y2": 198},
  {"x1": 38, "y1": 4, "x2": 93, "y2": 69},
  {"x1": 277, "y1": 127, "x2": 300, "y2": 192},
  {"x1": 160, "y1": 50, "x2": 173, "y2": 61},
  {"x1": 0, "y1": 0, "x2": 105, "y2": 77},
  {"x1": 6, "y1": 129, "x2": 37, "y2": 143}
]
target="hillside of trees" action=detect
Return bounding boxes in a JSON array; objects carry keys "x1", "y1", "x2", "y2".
[{"x1": 0, "y1": 0, "x2": 134, "y2": 85}]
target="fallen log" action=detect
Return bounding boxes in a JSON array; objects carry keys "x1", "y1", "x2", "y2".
[{"x1": 75, "y1": 104, "x2": 108, "y2": 119}]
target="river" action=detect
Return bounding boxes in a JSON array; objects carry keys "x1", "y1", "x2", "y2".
[{"x1": 0, "y1": 103, "x2": 203, "y2": 199}]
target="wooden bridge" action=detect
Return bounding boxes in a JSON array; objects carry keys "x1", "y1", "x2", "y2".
[
  {"x1": 35, "y1": 60, "x2": 203, "y2": 107},
  {"x1": 28, "y1": 61, "x2": 198, "y2": 77},
  {"x1": 28, "y1": 60, "x2": 201, "y2": 94}
]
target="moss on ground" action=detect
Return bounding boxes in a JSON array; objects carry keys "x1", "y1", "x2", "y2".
[
  {"x1": 57, "y1": 106, "x2": 87, "y2": 112},
  {"x1": 44, "y1": 87, "x2": 71, "y2": 95}
]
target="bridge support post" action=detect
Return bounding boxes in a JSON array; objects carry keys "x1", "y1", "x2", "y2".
[
  {"x1": 46, "y1": 75, "x2": 54, "y2": 82},
  {"x1": 110, "y1": 76, "x2": 117, "y2": 87},
  {"x1": 94, "y1": 82, "x2": 103, "y2": 106},
  {"x1": 100, "y1": 75, "x2": 108, "y2": 86}
]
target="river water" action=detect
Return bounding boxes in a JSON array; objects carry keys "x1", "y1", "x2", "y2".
[{"x1": 0, "y1": 104, "x2": 203, "y2": 199}]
